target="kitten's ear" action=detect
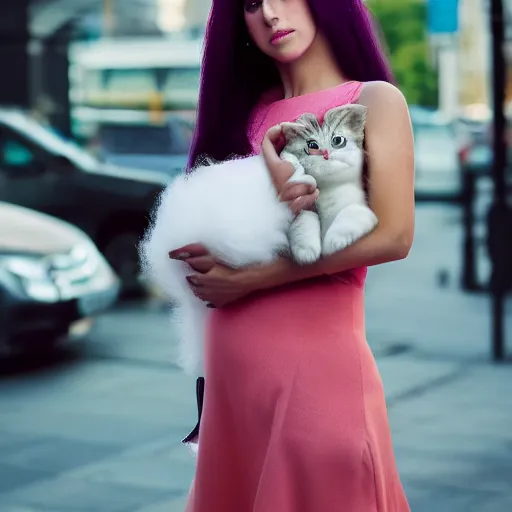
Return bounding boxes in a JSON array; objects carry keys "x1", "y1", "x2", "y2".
[
  {"x1": 280, "y1": 122, "x2": 307, "y2": 142},
  {"x1": 295, "y1": 112, "x2": 321, "y2": 133},
  {"x1": 324, "y1": 104, "x2": 367, "y2": 139},
  {"x1": 281, "y1": 113, "x2": 320, "y2": 141}
]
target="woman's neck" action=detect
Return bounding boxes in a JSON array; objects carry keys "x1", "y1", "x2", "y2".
[{"x1": 276, "y1": 32, "x2": 347, "y2": 99}]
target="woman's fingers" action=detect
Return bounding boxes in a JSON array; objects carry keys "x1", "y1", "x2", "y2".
[
  {"x1": 169, "y1": 243, "x2": 209, "y2": 260},
  {"x1": 262, "y1": 153, "x2": 295, "y2": 189},
  {"x1": 262, "y1": 125, "x2": 287, "y2": 156},
  {"x1": 261, "y1": 126, "x2": 295, "y2": 189},
  {"x1": 186, "y1": 255, "x2": 216, "y2": 274},
  {"x1": 261, "y1": 129, "x2": 282, "y2": 167},
  {"x1": 279, "y1": 183, "x2": 317, "y2": 202},
  {"x1": 290, "y1": 191, "x2": 319, "y2": 215}
]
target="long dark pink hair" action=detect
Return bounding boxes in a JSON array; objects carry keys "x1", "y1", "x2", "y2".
[{"x1": 187, "y1": 0, "x2": 393, "y2": 169}]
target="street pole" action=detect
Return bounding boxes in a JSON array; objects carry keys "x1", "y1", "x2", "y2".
[{"x1": 488, "y1": 0, "x2": 508, "y2": 361}]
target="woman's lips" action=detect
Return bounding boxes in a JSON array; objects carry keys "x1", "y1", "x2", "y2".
[{"x1": 270, "y1": 30, "x2": 295, "y2": 45}]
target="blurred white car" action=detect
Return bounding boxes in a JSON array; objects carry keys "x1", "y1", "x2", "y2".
[
  {"x1": 0, "y1": 201, "x2": 120, "y2": 354},
  {"x1": 410, "y1": 106, "x2": 461, "y2": 200}
]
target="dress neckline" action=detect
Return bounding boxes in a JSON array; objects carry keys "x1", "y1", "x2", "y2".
[{"x1": 268, "y1": 80, "x2": 359, "y2": 107}]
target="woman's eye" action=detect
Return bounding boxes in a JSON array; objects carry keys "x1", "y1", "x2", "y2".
[
  {"x1": 331, "y1": 135, "x2": 347, "y2": 148},
  {"x1": 307, "y1": 140, "x2": 319, "y2": 150},
  {"x1": 244, "y1": 1, "x2": 262, "y2": 12}
]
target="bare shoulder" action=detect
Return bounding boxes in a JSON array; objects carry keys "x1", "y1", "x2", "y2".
[
  {"x1": 356, "y1": 81, "x2": 409, "y2": 117},
  {"x1": 356, "y1": 81, "x2": 412, "y2": 137}
]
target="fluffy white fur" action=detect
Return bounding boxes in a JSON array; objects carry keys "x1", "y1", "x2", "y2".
[{"x1": 140, "y1": 154, "x2": 294, "y2": 377}]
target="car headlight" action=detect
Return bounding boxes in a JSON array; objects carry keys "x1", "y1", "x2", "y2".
[
  {"x1": 2, "y1": 255, "x2": 49, "y2": 281},
  {"x1": 0, "y1": 242, "x2": 106, "y2": 303},
  {"x1": 0, "y1": 254, "x2": 59, "y2": 302}
]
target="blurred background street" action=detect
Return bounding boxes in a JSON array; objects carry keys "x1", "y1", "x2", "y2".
[{"x1": 0, "y1": 0, "x2": 511, "y2": 511}]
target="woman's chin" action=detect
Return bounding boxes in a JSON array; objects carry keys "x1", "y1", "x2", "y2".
[{"x1": 270, "y1": 46, "x2": 308, "y2": 64}]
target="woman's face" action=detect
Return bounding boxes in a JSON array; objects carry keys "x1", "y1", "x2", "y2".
[{"x1": 243, "y1": 0, "x2": 317, "y2": 63}]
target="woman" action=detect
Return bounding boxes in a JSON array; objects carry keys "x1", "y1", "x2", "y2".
[{"x1": 170, "y1": 0, "x2": 414, "y2": 510}]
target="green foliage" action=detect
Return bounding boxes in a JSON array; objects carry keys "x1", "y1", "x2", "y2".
[{"x1": 367, "y1": 0, "x2": 439, "y2": 107}]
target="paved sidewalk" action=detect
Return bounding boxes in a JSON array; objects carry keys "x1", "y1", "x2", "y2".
[
  {"x1": 0, "y1": 204, "x2": 510, "y2": 511},
  {"x1": 366, "y1": 203, "x2": 511, "y2": 362},
  {"x1": 129, "y1": 354, "x2": 512, "y2": 512},
  {"x1": 383, "y1": 358, "x2": 512, "y2": 512},
  {"x1": 369, "y1": 204, "x2": 512, "y2": 511}
]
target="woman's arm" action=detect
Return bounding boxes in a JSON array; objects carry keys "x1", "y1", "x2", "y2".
[
  {"x1": 247, "y1": 81, "x2": 415, "y2": 291},
  {"x1": 179, "y1": 81, "x2": 414, "y2": 306}
]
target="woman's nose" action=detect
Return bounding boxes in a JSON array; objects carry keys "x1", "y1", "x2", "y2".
[{"x1": 262, "y1": 0, "x2": 279, "y2": 26}]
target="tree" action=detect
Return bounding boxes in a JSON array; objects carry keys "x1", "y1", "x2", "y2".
[{"x1": 367, "y1": 0, "x2": 439, "y2": 107}]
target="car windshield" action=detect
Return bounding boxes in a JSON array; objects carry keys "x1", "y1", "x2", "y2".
[{"x1": 2, "y1": 112, "x2": 99, "y2": 171}]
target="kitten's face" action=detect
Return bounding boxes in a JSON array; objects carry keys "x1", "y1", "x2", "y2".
[{"x1": 281, "y1": 104, "x2": 367, "y2": 186}]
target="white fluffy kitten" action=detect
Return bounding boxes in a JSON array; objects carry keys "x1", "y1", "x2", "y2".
[
  {"x1": 139, "y1": 104, "x2": 377, "y2": 378},
  {"x1": 281, "y1": 104, "x2": 378, "y2": 265}
]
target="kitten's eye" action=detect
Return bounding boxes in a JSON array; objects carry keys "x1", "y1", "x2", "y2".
[
  {"x1": 244, "y1": 0, "x2": 262, "y2": 13},
  {"x1": 307, "y1": 140, "x2": 319, "y2": 151},
  {"x1": 332, "y1": 135, "x2": 347, "y2": 149}
]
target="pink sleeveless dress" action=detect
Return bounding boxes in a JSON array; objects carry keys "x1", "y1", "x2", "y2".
[{"x1": 185, "y1": 81, "x2": 410, "y2": 512}]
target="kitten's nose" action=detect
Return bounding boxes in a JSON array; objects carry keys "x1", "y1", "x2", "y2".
[{"x1": 323, "y1": 150, "x2": 329, "y2": 160}]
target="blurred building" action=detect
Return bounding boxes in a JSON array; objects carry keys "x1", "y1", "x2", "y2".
[
  {"x1": 456, "y1": 0, "x2": 512, "y2": 119},
  {"x1": 105, "y1": 0, "x2": 161, "y2": 36},
  {"x1": 458, "y1": 0, "x2": 491, "y2": 112},
  {"x1": 103, "y1": 0, "x2": 210, "y2": 37},
  {"x1": 183, "y1": 0, "x2": 211, "y2": 31}
]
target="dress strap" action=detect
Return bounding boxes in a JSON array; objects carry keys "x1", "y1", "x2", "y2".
[{"x1": 346, "y1": 81, "x2": 364, "y2": 104}]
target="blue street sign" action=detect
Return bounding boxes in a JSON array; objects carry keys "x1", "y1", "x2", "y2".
[{"x1": 428, "y1": 0, "x2": 459, "y2": 34}]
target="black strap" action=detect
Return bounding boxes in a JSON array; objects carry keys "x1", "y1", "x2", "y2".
[{"x1": 181, "y1": 377, "x2": 205, "y2": 444}]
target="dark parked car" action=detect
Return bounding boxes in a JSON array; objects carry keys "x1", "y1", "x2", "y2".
[
  {"x1": 0, "y1": 108, "x2": 170, "y2": 295},
  {"x1": 0, "y1": 201, "x2": 120, "y2": 354}
]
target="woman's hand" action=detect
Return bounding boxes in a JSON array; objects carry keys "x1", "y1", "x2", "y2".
[
  {"x1": 169, "y1": 244, "x2": 256, "y2": 308},
  {"x1": 261, "y1": 125, "x2": 319, "y2": 215}
]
